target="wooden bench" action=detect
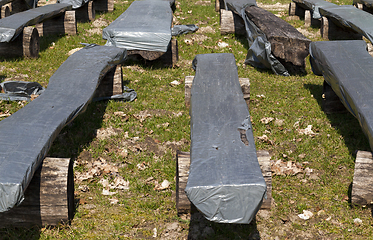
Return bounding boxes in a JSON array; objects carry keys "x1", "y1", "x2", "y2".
[
  {"x1": 57, "y1": 0, "x2": 95, "y2": 22},
  {"x1": 0, "y1": 3, "x2": 76, "y2": 58},
  {"x1": 102, "y1": 0, "x2": 178, "y2": 67},
  {"x1": 353, "y1": 0, "x2": 373, "y2": 14},
  {"x1": 0, "y1": 45, "x2": 126, "y2": 220},
  {"x1": 184, "y1": 53, "x2": 267, "y2": 224}
]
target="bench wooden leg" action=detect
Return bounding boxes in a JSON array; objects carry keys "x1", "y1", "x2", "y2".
[
  {"x1": 288, "y1": 2, "x2": 305, "y2": 17},
  {"x1": 176, "y1": 151, "x2": 273, "y2": 215},
  {"x1": 94, "y1": 0, "x2": 114, "y2": 12},
  {"x1": 94, "y1": 64, "x2": 123, "y2": 99},
  {"x1": 36, "y1": 11, "x2": 77, "y2": 36},
  {"x1": 321, "y1": 16, "x2": 362, "y2": 41},
  {"x1": 351, "y1": 151, "x2": 373, "y2": 206},
  {"x1": 75, "y1": 1, "x2": 95, "y2": 22},
  {"x1": 0, "y1": 4, "x2": 10, "y2": 18},
  {"x1": 322, "y1": 81, "x2": 347, "y2": 114},
  {"x1": 215, "y1": 0, "x2": 224, "y2": 12},
  {"x1": 0, "y1": 157, "x2": 74, "y2": 227},
  {"x1": 10, "y1": 0, "x2": 28, "y2": 14},
  {"x1": 220, "y1": 9, "x2": 245, "y2": 35}
]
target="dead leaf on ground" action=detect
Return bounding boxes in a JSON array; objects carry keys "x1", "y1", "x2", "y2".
[
  {"x1": 133, "y1": 110, "x2": 152, "y2": 122},
  {"x1": 154, "y1": 180, "x2": 171, "y2": 191},
  {"x1": 260, "y1": 117, "x2": 274, "y2": 124}
]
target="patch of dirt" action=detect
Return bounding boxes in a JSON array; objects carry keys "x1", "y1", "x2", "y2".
[{"x1": 297, "y1": 27, "x2": 321, "y2": 39}]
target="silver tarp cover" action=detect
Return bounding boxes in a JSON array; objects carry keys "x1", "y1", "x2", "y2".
[
  {"x1": 0, "y1": 44, "x2": 127, "y2": 212},
  {"x1": 292, "y1": 0, "x2": 336, "y2": 18},
  {"x1": 58, "y1": 0, "x2": 89, "y2": 9},
  {"x1": 102, "y1": 0, "x2": 172, "y2": 52},
  {"x1": 185, "y1": 53, "x2": 266, "y2": 224},
  {"x1": 0, "y1": 3, "x2": 72, "y2": 42},
  {"x1": 319, "y1": 5, "x2": 373, "y2": 44},
  {"x1": 309, "y1": 40, "x2": 373, "y2": 151}
]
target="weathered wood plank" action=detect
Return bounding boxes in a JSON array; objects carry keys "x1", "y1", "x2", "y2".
[
  {"x1": 352, "y1": 151, "x2": 373, "y2": 206},
  {"x1": 0, "y1": 157, "x2": 74, "y2": 227}
]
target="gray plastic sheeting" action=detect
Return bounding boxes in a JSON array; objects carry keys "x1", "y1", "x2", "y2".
[
  {"x1": 0, "y1": 44, "x2": 127, "y2": 212},
  {"x1": 0, "y1": 3, "x2": 72, "y2": 42},
  {"x1": 0, "y1": 81, "x2": 45, "y2": 102},
  {"x1": 171, "y1": 24, "x2": 198, "y2": 36},
  {"x1": 58, "y1": 0, "x2": 89, "y2": 9},
  {"x1": 186, "y1": 53, "x2": 266, "y2": 224},
  {"x1": 292, "y1": 0, "x2": 336, "y2": 19},
  {"x1": 309, "y1": 40, "x2": 373, "y2": 150},
  {"x1": 319, "y1": 5, "x2": 373, "y2": 44},
  {"x1": 225, "y1": 0, "x2": 289, "y2": 76},
  {"x1": 103, "y1": 0, "x2": 172, "y2": 52}
]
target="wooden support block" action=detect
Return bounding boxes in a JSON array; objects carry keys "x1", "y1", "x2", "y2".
[
  {"x1": 304, "y1": 10, "x2": 311, "y2": 27},
  {"x1": 176, "y1": 150, "x2": 272, "y2": 215},
  {"x1": 0, "y1": 4, "x2": 10, "y2": 19},
  {"x1": 184, "y1": 76, "x2": 250, "y2": 108},
  {"x1": 0, "y1": 157, "x2": 74, "y2": 227},
  {"x1": 0, "y1": 26, "x2": 39, "y2": 58},
  {"x1": 288, "y1": 1, "x2": 305, "y2": 17},
  {"x1": 75, "y1": 1, "x2": 95, "y2": 22},
  {"x1": 10, "y1": 0, "x2": 28, "y2": 14},
  {"x1": 321, "y1": 16, "x2": 362, "y2": 41},
  {"x1": 36, "y1": 11, "x2": 77, "y2": 36},
  {"x1": 220, "y1": 9, "x2": 245, "y2": 35},
  {"x1": 352, "y1": 151, "x2": 373, "y2": 206},
  {"x1": 215, "y1": 0, "x2": 224, "y2": 12},
  {"x1": 94, "y1": 64, "x2": 123, "y2": 99},
  {"x1": 94, "y1": 0, "x2": 114, "y2": 12},
  {"x1": 321, "y1": 81, "x2": 347, "y2": 114}
]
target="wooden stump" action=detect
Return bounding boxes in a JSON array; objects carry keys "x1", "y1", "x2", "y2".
[
  {"x1": 220, "y1": 9, "x2": 245, "y2": 35},
  {"x1": 184, "y1": 76, "x2": 250, "y2": 108},
  {"x1": 36, "y1": 11, "x2": 77, "y2": 37},
  {"x1": 0, "y1": 4, "x2": 10, "y2": 19},
  {"x1": 94, "y1": 0, "x2": 114, "y2": 12},
  {"x1": 0, "y1": 157, "x2": 74, "y2": 227},
  {"x1": 215, "y1": 0, "x2": 224, "y2": 12},
  {"x1": 94, "y1": 64, "x2": 123, "y2": 99},
  {"x1": 322, "y1": 81, "x2": 347, "y2": 114},
  {"x1": 321, "y1": 16, "x2": 362, "y2": 41},
  {"x1": 352, "y1": 151, "x2": 373, "y2": 206},
  {"x1": 288, "y1": 1, "x2": 305, "y2": 17},
  {"x1": 75, "y1": 1, "x2": 95, "y2": 22},
  {"x1": 176, "y1": 151, "x2": 272, "y2": 215},
  {"x1": 0, "y1": 26, "x2": 39, "y2": 58}
]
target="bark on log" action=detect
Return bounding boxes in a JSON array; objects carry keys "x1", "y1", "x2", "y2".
[
  {"x1": 0, "y1": 4, "x2": 10, "y2": 19},
  {"x1": 36, "y1": 11, "x2": 77, "y2": 36},
  {"x1": 220, "y1": 9, "x2": 245, "y2": 35},
  {"x1": 75, "y1": 1, "x2": 95, "y2": 22},
  {"x1": 94, "y1": 64, "x2": 123, "y2": 99},
  {"x1": 322, "y1": 81, "x2": 347, "y2": 114},
  {"x1": 94, "y1": 0, "x2": 114, "y2": 12},
  {"x1": 0, "y1": 157, "x2": 74, "y2": 227},
  {"x1": 352, "y1": 151, "x2": 373, "y2": 206},
  {"x1": 184, "y1": 75, "x2": 250, "y2": 108},
  {"x1": 245, "y1": 6, "x2": 311, "y2": 68},
  {"x1": 0, "y1": 26, "x2": 39, "y2": 58},
  {"x1": 321, "y1": 16, "x2": 362, "y2": 41},
  {"x1": 176, "y1": 150, "x2": 272, "y2": 215}
]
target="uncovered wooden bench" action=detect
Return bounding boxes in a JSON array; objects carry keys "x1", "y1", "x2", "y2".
[
  {"x1": 183, "y1": 53, "x2": 267, "y2": 224},
  {"x1": 0, "y1": 3, "x2": 77, "y2": 58},
  {"x1": 0, "y1": 44, "x2": 127, "y2": 225},
  {"x1": 309, "y1": 40, "x2": 373, "y2": 207},
  {"x1": 102, "y1": 0, "x2": 178, "y2": 67}
]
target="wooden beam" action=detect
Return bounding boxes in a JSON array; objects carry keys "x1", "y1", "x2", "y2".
[
  {"x1": 352, "y1": 151, "x2": 373, "y2": 206},
  {"x1": 0, "y1": 157, "x2": 74, "y2": 227}
]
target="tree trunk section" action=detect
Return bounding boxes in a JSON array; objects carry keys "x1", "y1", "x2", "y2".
[
  {"x1": 0, "y1": 26, "x2": 39, "y2": 58},
  {"x1": 94, "y1": 64, "x2": 123, "y2": 99},
  {"x1": 220, "y1": 9, "x2": 245, "y2": 35},
  {"x1": 321, "y1": 16, "x2": 362, "y2": 41},
  {"x1": 75, "y1": 1, "x2": 95, "y2": 22},
  {"x1": 0, "y1": 4, "x2": 10, "y2": 18},
  {"x1": 36, "y1": 11, "x2": 77, "y2": 36},
  {"x1": 95, "y1": 0, "x2": 114, "y2": 12},
  {"x1": 352, "y1": 151, "x2": 373, "y2": 206}
]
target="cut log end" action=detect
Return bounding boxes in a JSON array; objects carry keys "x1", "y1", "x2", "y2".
[
  {"x1": 23, "y1": 27, "x2": 40, "y2": 58},
  {"x1": 95, "y1": 0, "x2": 114, "y2": 12},
  {"x1": 94, "y1": 64, "x2": 123, "y2": 98},
  {"x1": 0, "y1": 4, "x2": 10, "y2": 19},
  {"x1": 220, "y1": 9, "x2": 245, "y2": 35},
  {"x1": 352, "y1": 151, "x2": 373, "y2": 206}
]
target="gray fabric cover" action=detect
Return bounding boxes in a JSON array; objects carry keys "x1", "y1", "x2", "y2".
[
  {"x1": 0, "y1": 3, "x2": 72, "y2": 42},
  {"x1": 319, "y1": 5, "x2": 373, "y2": 44},
  {"x1": 0, "y1": 44, "x2": 127, "y2": 212},
  {"x1": 102, "y1": 0, "x2": 172, "y2": 52},
  {"x1": 224, "y1": 0, "x2": 289, "y2": 76},
  {"x1": 309, "y1": 40, "x2": 373, "y2": 150},
  {"x1": 57, "y1": 0, "x2": 89, "y2": 9},
  {"x1": 292, "y1": 0, "x2": 337, "y2": 18},
  {"x1": 186, "y1": 53, "x2": 266, "y2": 224},
  {"x1": 0, "y1": 81, "x2": 45, "y2": 101}
]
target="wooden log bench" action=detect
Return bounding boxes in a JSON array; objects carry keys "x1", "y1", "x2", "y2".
[
  {"x1": 57, "y1": 0, "x2": 95, "y2": 22},
  {"x1": 0, "y1": 3, "x2": 76, "y2": 58},
  {"x1": 0, "y1": 44, "x2": 126, "y2": 215},
  {"x1": 353, "y1": 0, "x2": 373, "y2": 14},
  {"x1": 94, "y1": 0, "x2": 113, "y2": 12},
  {"x1": 102, "y1": 0, "x2": 178, "y2": 67},
  {"x1": 184, "y1": 53, "x2": 267, "y2": 224}
]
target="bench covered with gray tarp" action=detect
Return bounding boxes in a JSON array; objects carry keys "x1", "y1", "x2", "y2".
[
  {"x1": 185, "y1": 53, "x2": 266, "y2": 224},
  {"x1": 309, "y1": 40, "x2": 373, "y2": 150},
  {"x1": 0, "y1": 3, "x2": 72, "y2": 42},
  {"x1": 102, "y1": 0, "x2": 173, "y2": 52},
  {"x1": 0, "y1": 44, "x2": 131, "y2": 212},
  {"x1": 291, "y1": 0, "x2": 336, "y2": 19}
]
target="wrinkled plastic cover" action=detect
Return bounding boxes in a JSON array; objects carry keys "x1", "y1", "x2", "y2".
[
  {"x1": 292, "y1": 0, "x2": 336, "y2": 19},
  {"x1": 103, "y1": 0, "x2": 172, "y2": 52},
  {"x1": 354, "y1": 0, "x2": 373, "y2": 8},
  {"x1": 58, "y1": 0, "x2": 89, "y2": 9},
  {"x1": 319, "y1": 5, "x2": 373, "y2": 44},
  {"x1": 0, "y1": 3, "x2": 72, "y2": 42},
  {"x1": 0, "y1": 81, "x2": 45, "y2": 102},
  {"x1": 171, "y1": 24, "x2": 198, "y2": 36},
  {"x1": 0, "y1": 44, "x2": 127, "y2": 212},
  {"x1": 309, "y1": 40, "x2": 373, "y2": 150},
  {"x1": 186, "y1": 53, "x2": 267, "y2": 224},
  {"x1": 224, "y1": 0, "x2": 289, "y2": 76}
]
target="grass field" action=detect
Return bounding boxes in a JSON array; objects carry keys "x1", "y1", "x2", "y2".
[{"x1": 1, "y1": 0, "x2": 373, "y2": 239}]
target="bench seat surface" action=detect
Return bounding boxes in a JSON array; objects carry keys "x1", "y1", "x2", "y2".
[
  {"x1": 0, "y1": 44, "x2": 126, "y2": 212},
  {"x1": 185, "y1": 53, "x2": 266, "y2": 224},
  {"x1": 0, "y1": 3, "x2": 72, "y2": 42},
  {"x1": 102, "y1": 0, "x2": 172, "y2": 52},
  {"x1": 310, "y1": 40, "x2": 373, "y2": 151}
]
